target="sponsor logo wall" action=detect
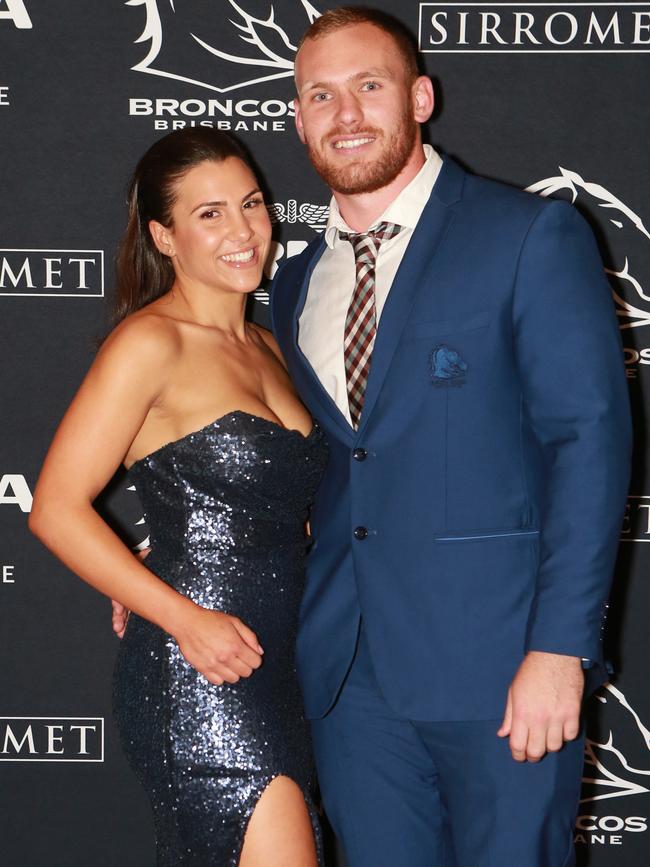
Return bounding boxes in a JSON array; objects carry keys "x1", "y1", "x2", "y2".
[{"x1": 0, "y1": 1, "x2": 648, "y2": 865}]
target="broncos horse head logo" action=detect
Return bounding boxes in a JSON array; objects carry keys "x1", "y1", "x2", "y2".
[
  {"x1": 127, "y1": 0, "x2": 321, "y2": 93},
  {"x1": 430, "y1": 345, "x2": 468, "y2": 384},
  {"x1": 527, "y1": 169, "x2": 650, "y2": 331},
  {"x1": 581, "y1": 684, "x2": 650, "y2": 803}
]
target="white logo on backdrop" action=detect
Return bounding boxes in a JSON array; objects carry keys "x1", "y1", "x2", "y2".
[
  {"x1": 0, "y1": 474, "x2": 32, "y2": 512},
  {"x1": 252, "y1": 199, "x2": 329, "y2": 305},
  {"x1": 0, "y1": 0, "x2": 32, "y2": 28},
  {"x1": 0, "y1": 249, "x2": 104, "y2": 297},
  {"x1": 419, "y1": 3, "x2": 650, "y2": 52},
  {"x1": 268, "y1": 199, "x2": 329, "y2": 233},
  {"x1": 0, "y1": 717, "x2": 104, "y2": 762},
  {"x1": 527, "y1": 169, "x2": 650, "y2": 330},
  {"x1": 126, "y1": 483, "x2": 150, "y2": 551},
  {"x1": 582, "y1": 684, "x2": 650, "y2": 802},
  {"x1": 128, "y1": 0, "x2": 321, "y2": 93},
  {"x1": 620, "y1": 495, "x2": 650, "y2": 542}
]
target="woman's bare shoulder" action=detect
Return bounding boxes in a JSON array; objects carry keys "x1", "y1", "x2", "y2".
[{"x1": 100, "y1": 309, "x2": 183, "y2": 369}]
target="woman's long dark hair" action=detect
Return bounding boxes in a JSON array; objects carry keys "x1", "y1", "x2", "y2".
[{"x1": 114, "y1": 128, "x2": 251, "y2": 325}]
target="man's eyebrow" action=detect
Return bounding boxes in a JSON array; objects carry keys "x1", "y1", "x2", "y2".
[
  {"x1": 299, "y1": 68, "x2": 395, "y2": 96},
  {"x1": 351, "y1": 68, "x2": 395, "y2": 81}
]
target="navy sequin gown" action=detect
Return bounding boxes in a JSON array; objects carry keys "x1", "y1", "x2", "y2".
[{"x1": 113, "y1": 411, "x2": 328, "y2": 866}]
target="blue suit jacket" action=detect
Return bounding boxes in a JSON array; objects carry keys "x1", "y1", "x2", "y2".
[{"x1": 271, "y1": 157, "x2": 632, "y2": 721}]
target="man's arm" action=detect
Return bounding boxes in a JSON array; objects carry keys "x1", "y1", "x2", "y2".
[{"x1": 499, "y1": 200, "x2": 632, "y2": 761}]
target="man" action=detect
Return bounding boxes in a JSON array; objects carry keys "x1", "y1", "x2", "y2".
[
  {"x1": 114, "y1": 7, "x2": 630, "y2": 865},
  {"x1": 271, "y1": 7, "x2": 631, "y2": 867}
]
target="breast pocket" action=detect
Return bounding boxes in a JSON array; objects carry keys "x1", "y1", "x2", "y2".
[
  {"x1": 403, "y1": 311, "x2": 491, "y2": 341},
  {"x1": 399, "y1": 312, "x2": 492, "y2": 392}
]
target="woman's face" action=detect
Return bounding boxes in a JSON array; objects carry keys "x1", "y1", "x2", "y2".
[{"x1": 152, "y1": 157, "x2": 272, "y2": 298}]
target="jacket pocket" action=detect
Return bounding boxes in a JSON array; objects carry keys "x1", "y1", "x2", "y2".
[
  {"x1": 404, "y1": 311, "x2": 491, "y2": 340},
  {"x1": 433, "y1": 529, "x2": 540, "y2": 542}
]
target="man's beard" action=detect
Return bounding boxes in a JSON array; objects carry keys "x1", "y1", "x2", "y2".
[{"x1": 306, "y1": 108, "x2": 418, "y2": 196}]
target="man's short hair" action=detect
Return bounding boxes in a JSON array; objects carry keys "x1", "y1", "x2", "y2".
[{"x1": 297, "y1": 6, "x2": 420, "y2": 82}]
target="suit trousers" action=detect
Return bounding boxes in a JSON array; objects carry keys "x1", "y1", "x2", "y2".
[{"x1": 310, "y1": 627, "x2": 584, "y2": 867}]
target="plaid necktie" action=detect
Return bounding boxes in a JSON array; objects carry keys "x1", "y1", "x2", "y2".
[{"x1": 339, "y1": 221, "x2": 402, "y2": 429}]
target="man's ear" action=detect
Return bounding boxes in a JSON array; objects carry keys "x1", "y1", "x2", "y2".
[
  {"x1": 149, "y1": 220, "x2": 175, "y2": 257},
  {"x1": 293, "y1": 98, "x2": 307, "y2": 145},
  {"x1": 412, "y1": 75, "x2": 435, "y2": 124}
]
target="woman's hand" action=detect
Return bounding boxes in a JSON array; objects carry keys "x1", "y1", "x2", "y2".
[{"x1": 173, "y1": 604, "x2": 264, "y2": 685}]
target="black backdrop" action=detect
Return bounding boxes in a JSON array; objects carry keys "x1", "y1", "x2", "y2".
[{"x1": 1, "y1": 2, "x2": 649, "y2": 864}]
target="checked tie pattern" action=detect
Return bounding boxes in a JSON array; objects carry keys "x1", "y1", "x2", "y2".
[{"x1": 339, "y1": 221, "x2": 402, "y2": 429}]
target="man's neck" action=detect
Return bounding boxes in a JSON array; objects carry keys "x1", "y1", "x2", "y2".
[{"x1": 332, "y1": 140, "x2": 426, "y2": 233}]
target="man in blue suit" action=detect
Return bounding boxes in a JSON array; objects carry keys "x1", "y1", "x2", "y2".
[{"x1": 271, "y1": 7, "x2": 632, "y2": 866}]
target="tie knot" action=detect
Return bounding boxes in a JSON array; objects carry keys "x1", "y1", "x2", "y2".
[{"x1": 339, "y1": 221, "x2": 402, "y2": 260}]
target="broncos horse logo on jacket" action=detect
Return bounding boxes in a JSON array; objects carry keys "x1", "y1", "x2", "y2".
[{"x1": 430, "y1": 344, "x2": 468, "y2": 385}]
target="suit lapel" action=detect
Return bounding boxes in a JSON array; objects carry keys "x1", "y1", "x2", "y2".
[
  {"x1": 356, "y1": 157, "x2": 465, "y2": 438},
  {"x1": 277, "y1": 157, "x2": 466, "y2": 443},
  {"x1": 281, "y1": 238, "x2": 356, "y2": 443}
]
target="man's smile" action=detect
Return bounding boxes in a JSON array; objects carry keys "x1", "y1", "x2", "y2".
[{"x1": 332, "y1": 135, "x2": 377, "y2": 151}]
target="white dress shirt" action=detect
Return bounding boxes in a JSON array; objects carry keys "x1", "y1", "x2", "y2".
[{"x1": 298, "y1": 144, "x2": 443, "y2": 424}]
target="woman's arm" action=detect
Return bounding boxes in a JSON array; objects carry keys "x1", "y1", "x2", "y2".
[{"x1": 30, "y1": 316, "x2": 263, "y2": 683}]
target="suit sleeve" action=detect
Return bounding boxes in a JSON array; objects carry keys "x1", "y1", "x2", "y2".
[{"x1": 512, "y1": 200, "x2": 632, "y2": 664}]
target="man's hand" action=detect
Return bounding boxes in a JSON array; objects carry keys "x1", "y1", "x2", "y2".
[
  {"x1": 497, "y1": 651, "x2": 584, "y2": 762},
  {"x1": 112, "y1": 599, "x2": 130, "y2": 639}
]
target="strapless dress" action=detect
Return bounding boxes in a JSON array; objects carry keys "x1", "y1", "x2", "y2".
[{"x1": 113, "y1": 411, "x2": 328, "y2": 866}]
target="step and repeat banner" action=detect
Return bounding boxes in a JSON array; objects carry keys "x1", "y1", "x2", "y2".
[{"x1": 1, "y1": 2, "x2": 649, "y2": 865}]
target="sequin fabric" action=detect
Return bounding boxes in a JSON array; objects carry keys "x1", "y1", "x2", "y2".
[{"x1": 113, "y1": 411, "x2": 328, "y2": 866}]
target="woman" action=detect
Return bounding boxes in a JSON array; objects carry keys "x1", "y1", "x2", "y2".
[{"x1": 29, "y1": 129, "x2": 326, "y2": 866}]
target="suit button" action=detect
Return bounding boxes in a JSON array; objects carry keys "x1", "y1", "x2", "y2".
[
  {"x1": 353, "y1": 448, "x2": 368, "y2": 462},
  {"x1": 353, "y1": 526, "x2": 368, "y2": 540}
]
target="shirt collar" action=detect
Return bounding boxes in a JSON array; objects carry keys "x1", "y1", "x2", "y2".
[{"x1": 324, "y1": 144, "x2": 443, "y2": 249}]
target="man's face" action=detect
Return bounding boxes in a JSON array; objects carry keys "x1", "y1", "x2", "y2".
[{"x1": 294, "y1": 23, "x2": 421, "y2": 195}]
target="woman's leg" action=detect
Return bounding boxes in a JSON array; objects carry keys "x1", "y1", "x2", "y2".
[{"x1": 238, "y1": 775, "x2": 319, "y2": 867}]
